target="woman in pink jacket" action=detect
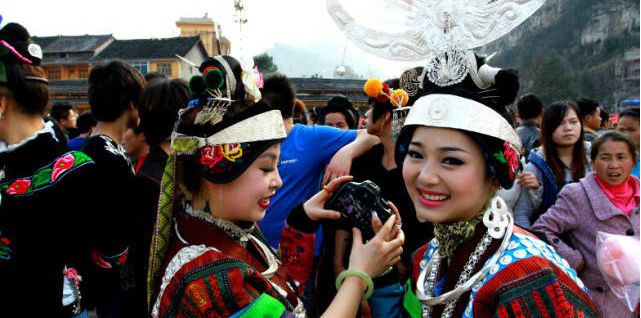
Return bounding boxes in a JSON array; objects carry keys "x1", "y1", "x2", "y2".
[{"x1": 532, "y1": 131, "x2": 640, "y2": 317}]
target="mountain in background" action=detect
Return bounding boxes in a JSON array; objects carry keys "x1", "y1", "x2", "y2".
[
  {"x1": 263, "y1": 0, "x2": 638, "y2": 110},
  {"x1": 265, "y1": 41, "x2": 381, "y2": 79},
  {"x1": 480, "y1": 0, "x2": 639, "y2": 109}
]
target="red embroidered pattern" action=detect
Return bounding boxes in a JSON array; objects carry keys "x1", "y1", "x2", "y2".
[
  {"x1": 6, "y1": 179, "x2": 31, "y2": 195},
  {"x1": 51, "y1": 153, "x2": 75, "y2": 182},
  {"x1": 200, "y1": 145, "x2": 224, "y2": 168},
  {"x1": 0, "y1": 233, "x2": 11, "y2": 260}
]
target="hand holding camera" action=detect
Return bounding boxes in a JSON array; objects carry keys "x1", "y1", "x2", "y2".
[{"x1": 324, "y1": 180, "x2": 393, "y2": 241}]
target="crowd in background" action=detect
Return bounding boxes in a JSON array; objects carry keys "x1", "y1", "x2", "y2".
[{"x1": 0, "y1": 19, "x2": 639, "y2": 318}]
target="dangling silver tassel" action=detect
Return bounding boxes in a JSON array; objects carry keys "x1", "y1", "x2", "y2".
[{"x1": 392, "y1": 106, "x2": 411, "y2": 141}]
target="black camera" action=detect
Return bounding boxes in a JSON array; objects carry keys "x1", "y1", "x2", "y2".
[{"x1": 325, "y1": 180, "x2": 393, "y2": 241}]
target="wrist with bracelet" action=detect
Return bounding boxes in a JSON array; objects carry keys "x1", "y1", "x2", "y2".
[{"x1": 335, "y1": 269, "x2": 374, "y2": 300}]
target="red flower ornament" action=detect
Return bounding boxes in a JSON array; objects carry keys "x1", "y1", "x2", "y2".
[
  {"x1": 200, "y1": 145, "x2": 224, "y2": 168},
  {"x1": 503, "y1": 142, "x2": 520, "y2": 181},
  {"x1": 51, "y1": 153, "x2": 76, "y2": 182},
  {"x1": 6, "y1": 179, "x2": 31, "y2": 195}
]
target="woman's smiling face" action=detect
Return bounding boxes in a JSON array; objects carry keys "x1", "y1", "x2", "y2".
[
  {"x1": 206, "y1": 143, "x2": 283, "y2": 223},
  {"x1": 402, "y1": 127, "x2": 498, "y2": 224}
]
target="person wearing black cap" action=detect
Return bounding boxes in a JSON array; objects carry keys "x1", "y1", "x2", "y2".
[
  {"x1": 0, "y1": 21, "x2": 98, "y2": 317},
  {"x1": 147, "y1": 54, "x2": 404, "y2": 317},
  {"x1": 318, "y1": 95, "x2": 360, "y2": 130}
]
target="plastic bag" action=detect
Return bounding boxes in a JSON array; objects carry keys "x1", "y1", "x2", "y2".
[{"x1": 596, "y1": 231, "x2": 640, "y2": 311}]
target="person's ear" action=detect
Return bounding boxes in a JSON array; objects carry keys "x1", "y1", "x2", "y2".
[
  {"x1": 488, "y1": 176, "x2": 500, "y2": 195},
  {"x1": 0, "y1": 95, "x2": 7, "y2": 115},
  {"x1": 382, "y1": 111, "x2": 392, "y2": 124}
]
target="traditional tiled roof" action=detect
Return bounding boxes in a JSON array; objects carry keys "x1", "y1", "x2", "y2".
[
  {"x1": 33, "y1": 35, "x2": 114, "y2": 53},
  {"x1": 176, "y1": 17, "x2": 214, "y2": 24},
  {"x1": 92, "y1": 36, "x2": 204, "y2": 61},
  {"x1": 48, "y1": 80, "x2": 88, "y2": 94}
]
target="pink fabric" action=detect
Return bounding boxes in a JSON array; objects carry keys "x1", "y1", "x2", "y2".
[{"x1": 595, "y1": 174, "x2": 640, "y2": 216}]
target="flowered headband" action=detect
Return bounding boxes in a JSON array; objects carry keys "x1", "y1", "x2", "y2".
[{"x1": 364, "y1": 78, "x2": 409, "y2": 108}]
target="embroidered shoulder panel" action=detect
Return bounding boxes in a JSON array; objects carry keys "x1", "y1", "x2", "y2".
[
  {"x1": 460, "y1": 232, "x2": 588, "y2": 318},
  {"x1": 153, "y1": 245, "x2": 290, "y2": 318},
  {"x1": 0, "y1": 151, "x2": 93, "y2": 197}
]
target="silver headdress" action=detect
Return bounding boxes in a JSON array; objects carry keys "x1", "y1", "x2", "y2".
[{"x1": 326, "y1": 0, "x2": 545, "y2": 87}]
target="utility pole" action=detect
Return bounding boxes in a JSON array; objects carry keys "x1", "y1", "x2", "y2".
[{"x1": 234, "y1": 0, "x2": 248, "y2": 65}]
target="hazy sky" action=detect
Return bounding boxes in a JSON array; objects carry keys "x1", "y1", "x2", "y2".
[{"x1": 0, "y1": 0, "x2": 417, "y2": 78}]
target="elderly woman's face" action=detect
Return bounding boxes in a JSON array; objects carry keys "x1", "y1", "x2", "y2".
[
  {"x1": 592, "y1": 140, "x2": 635, "y2": 186},
  {"x1": 402, "y1": 127, "x2": 496, "y2": 224}
]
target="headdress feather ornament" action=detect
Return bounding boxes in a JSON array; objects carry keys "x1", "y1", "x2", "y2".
[
  {"x1": 364, "y1": 78, "x2": 409, "y2": 108},
  {"x1": 326, "y1": 0, "x2": 544, "y2": 86}
]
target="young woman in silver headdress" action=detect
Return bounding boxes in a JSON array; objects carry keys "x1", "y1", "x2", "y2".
[
  {"x1": 395, "y1": 89, "x2": 598, "y2": 317},
  {"x1": 147, "y1": 55, "x2": 404, "y2": 317}
]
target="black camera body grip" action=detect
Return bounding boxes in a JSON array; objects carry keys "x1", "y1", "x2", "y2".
[{"x1": 324, "y1": 180, "x2": 392, "y2": 241}]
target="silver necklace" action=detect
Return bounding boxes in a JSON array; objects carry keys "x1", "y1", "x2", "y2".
[
  {"x1": 184, "y1": 202, "x2": 255, "y2": 246},
  {"x1": 417, "y1": 199, "x2": 514, "y2": 318}
]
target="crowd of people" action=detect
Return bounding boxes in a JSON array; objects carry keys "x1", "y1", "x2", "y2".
[{"x1": 0, "y1": 16, "x2": 639, "y2": 318}]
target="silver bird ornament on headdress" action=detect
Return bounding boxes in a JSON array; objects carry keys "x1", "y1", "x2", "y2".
[{"x1": 326, "y1": 0, "x2": 545, "y2": 86}]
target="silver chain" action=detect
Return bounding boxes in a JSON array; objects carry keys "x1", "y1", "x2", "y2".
[{"x1": 420, "y1": 231, "x2": 492, "y2": 318}]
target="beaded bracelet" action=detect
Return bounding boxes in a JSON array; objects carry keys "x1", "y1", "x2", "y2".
[{"x1": 335, "y1": 269, "x2": 374, "y2": 300}]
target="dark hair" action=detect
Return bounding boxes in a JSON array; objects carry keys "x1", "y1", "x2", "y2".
[
  {"x1": 261, "y1": 73, "x2": 295, "y2": 119},
  {"x1": 319, "y1": 95, "x2": 359, "y2": 129},
  {"x1": 599, "y1": 108, "x2": 610, "y2": 127},
  {"x1": 517, "y1": 93, "x2": 543, "y2": 120},
  {"x1": 76, "y1": 112, "x2": 97, "y2": 134},
  {"x1": 0, "y1": 63, "x2": 49, "y2": 115},
  {"x1": 619, "y1": 107, "x2": 640, "y2": 121},
  {"x1": 139, "y1": 78, "x2": 189, "y2": 146},
  {"x1": 50, "y1": 102, "x2": 73, "y2": 122},
  {"x1": 307, "y1": 106, "x2": 320, "y2": 124},
  {"x1": 88, "y1": 59, "x2": 146, "y2": 122},
  {"x1": 541, "y1": 101, "x2": 586, "y2": 184},
  {"x1": 590, "y1": 131, "x2": 637, "y2": 162},
  {"x1": 576, "y1": 98, "x2": 600, "y2": 121},
  {"x1": 371, "y1": 78, "x2": 399, "y2": 122},
  {"x1": 144, "y1": 71, "x2": 167, "y2": 84}
]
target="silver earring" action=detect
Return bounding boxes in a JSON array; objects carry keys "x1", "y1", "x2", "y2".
[{"x1": 483, "y1": 196, "x2": 510, "y2": 239}]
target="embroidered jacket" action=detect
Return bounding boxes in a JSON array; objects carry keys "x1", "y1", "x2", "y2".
[
  {"x1": 152, "y1": 204, "x2": 317, "y2": 317},
  {"x1": 404, "y1": 225, "x2": 599, "y2": 318},
  {"x1": 81, "y1": 135, "x2": 136, "y2": 310},
  {"x1": 0, "y1": 127, "x2": 97, "y2": 317}
]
